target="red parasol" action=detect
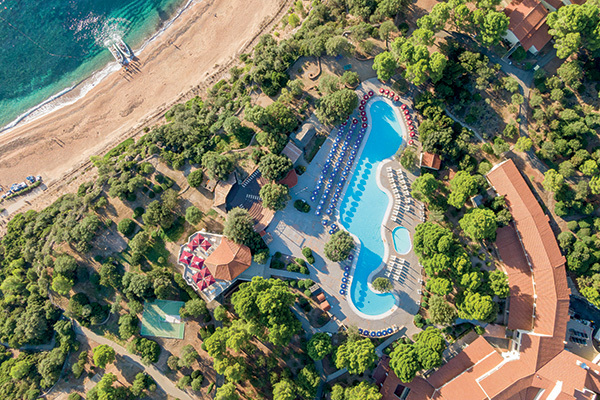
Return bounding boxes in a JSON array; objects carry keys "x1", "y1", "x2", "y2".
[
  {"x1": 190, "y1": 256, "x2": 204, "y2": 269},
  {"x1": 360, "y1": 99, "x2": 366, "y2": 105},
  {"x1": 363, "y1": 94, "x2": 369, "y2": 100},
  {"x1": 401, "y1": 104, "x2": 407, "y2": 110},
  {"x1": 368, "y1": 90, "x2": 374, "y2": 96},
  {"x1": 410, "y1": 132, "x2": 416, "y2": 137},
  {"x1": 394, "y1": 96, "x2": 399, "y2": 101},
  {"x1": 409, "y1": 139, "x2": 414, "y2": 145},
  {"x1": 352, "y1": 118, "x2": 359, "y2": 124},
  {"x1": 362, "y1": 123, "x2": 368, "y2": 128},
  {"x1": 200, "y1": 240, "x2": 212, "y2": 251},
  {"x1": 379, "y1": 88, "x2": 384, "y2": 93},
  {"x1": 359, "y1": 105, "x2": 365, "y2": 111}
]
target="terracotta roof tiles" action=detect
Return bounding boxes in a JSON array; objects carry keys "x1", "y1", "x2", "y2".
[
  {"x1": 205, "y1": 237, "x2": 252, "y2": 280},
  {"x1": 504, "y1": 0, "x2": 552, "y2": 52}
]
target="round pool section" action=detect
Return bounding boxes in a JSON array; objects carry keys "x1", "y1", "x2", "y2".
[
  {"x1": 339, "y1": 99, "x2": 405, "y2": 317},
  {"x1": 392, "y1": 227, "x2": 412, "y2": 255}
]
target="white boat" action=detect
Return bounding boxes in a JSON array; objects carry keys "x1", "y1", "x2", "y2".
[
  {"x1": 108, "y1": 44, "x2": 125, "y2": 64},
  {"x1": 116, "y1": 38, "x2": 133, "y2": 59}
]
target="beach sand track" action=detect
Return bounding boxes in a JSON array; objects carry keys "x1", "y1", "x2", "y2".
[{"x1": 0, "y1": 0, "x2": 292, "y2": 229}]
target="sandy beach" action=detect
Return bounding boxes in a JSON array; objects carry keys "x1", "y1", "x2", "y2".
[{"x1": 0, "y1": 0, "x2": 285, "y2": 194}]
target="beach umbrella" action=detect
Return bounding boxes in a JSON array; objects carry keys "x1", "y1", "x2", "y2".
[
  {"x1": 401, "y1": 104, "x2": 407, "y2": 109},
  {"x1": 362, "y1": 123, "x2": 367, "y2": 128},
  {"x1": 190, "y1": 256, "x2": 204, "y2": 269},
  {"x1": 409, "y1": 139, "x2": 414, "y2": 145},
  {"x1": 363, "y1": 94, "x2": 369, "y2": 100},
  {"x1": 359, "y1": 105, "x2": 365, "y2": 111},
  {"x1": 352, "y1": 118, "x2": 358, "y2": 124},
  {"x1": 316, "y1": 210, "x2": 321, "y2": 215},
  {"x1": 394, "y1": 96, "x2": 399, "y2": 101},
  {"x1": 179, "y1": 255, "x2": 191, "y2": 265},
  {"x1": 322, "y1": 220, "x2": 328, "y2": 226},
  {"x1": 360, "y1": 110, "x2": 366, "y2": 116},
  {"x1": 192, "y1": 272, "x2": 203, "y2": 284},
  {"x1": 379, "y1": 88, "x2": 384, "y2": 93},
  {"x1": 361, "y1": 117, "x2": 367, "y2": 122},
  {"x1": 385, "y1": 89, "x2": 390, "y2": 95},
  {"x1": 404, "y1": 109, "x2": 409, "y2": 115},
  {"x1": 201, "y1": 240, "x2": 212, "y2": 251},
  {"x1": 391, "y1": 92, "x2": 395, "y2": 97},
  {"x1": 342, "y1": 121, "x2": 347, "y2": 125},
  {"x1": 368, "y1": 90, "x2": 374, "y2": 96},
  {"x1": 360, "y1": 99, "x2": 366, "y2": 105},
  {"x1": 340, "y1": 289, "x2": 346, "y2": 295},
  {"x1": 410, "y1": 132, "x2": 416, "y2": 137},
  {"x1": 310, "y1": 196, "x2": 316, "y2": 202}
]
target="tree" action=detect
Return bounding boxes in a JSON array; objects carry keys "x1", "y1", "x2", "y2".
[
  {"x1": 273, "y1": 380, "x2": 296, "y2": 400},
  {"x1": 259, "y1": 183, "x2": 291, "y2": 211},
  {"x1": 117, "y1": 218, "x2": 136, "y2": 236},
  {"x1": 100, "y1": 262, "x2": 122, "y2": 289},
  {"x1": 178, "y1": 344, "x2": 199, "y2": 368},
  {"x1": 413, "y1": 327, "x2": 446, "y2": 369},
  {"x1": 547, "y1": 1, "x2": 600, "y2": 58},
  {"x1": 489, "y1": 270, "x2": 509, "y2": 298},
  {"x1": 118, "y1": 313, "x2": 138, "y2": 339},
  {"x1": 474, "y1": 9, "x2": 509, "y2": 46},
  {"x1": 373, "y1": 51, "x2": 398, "y2": 81},
  {"x1": 187, "y1": 170, "x2": 204, "y2": 187},
  {"x1": 258, "y1": 154, "x2": 293, "y2": 182},
  {"x1": 307, "y1": 332, "x2": 333, "y2": 361},
  {"x1": 297, "y1": 365, "x2": 321, "y2": 399},
  {"x1": 426, "y1": 277, "x2": 452, "y2": 296},
  {"x1": 411, "y1": 173, "x2": 441, "y2": 203},
  {"x1": 400, "y1": 147, "x2": 418, "y2": 171},
  {"x1": 389, "y1": 344, "x2": 420, "y2": 383},
  {"x1": 10, "y1": 360, "x2": 32, "y2": 380},
  {"x1": 316, "y1": 89, "x2": 359, "y2": 125},
  {"x1": 515, "y1": 137, "x2": 532, "y2": 152},
  {"x1": 459, "y1": 291, "x2": 496, "y2": 322},
  {"x1": 335, "y1": 337, "x2": 377, "y2": 375},
  {"x1": 448, "y1": 171, "x2": 479, "y2": 209},
  {"x1": 372, "y1": 277, "x2": 393, "y2": 292},
  {"x1": 379, "y1": 21, "x2": 399, "y2": 47},
  {"x1": 180, "y1": 298, "x2": 208, "y2": 319},
  {"x1": 54, "y1": 254, "x2": 78, "y2": 279},
  {"x1": 184, "y1": 205, "x2": 203, "y2": 225},
  {"x1": 87, "y1": 373, "x2": 124, "y2": 400},
  {"x1": 223, "y1": 207, "x2": 264, "y2": 252},
  {"x1": 557, "y1": 60, "x2": 583, "y2": 88},
  {"x1": 202, "y1": 152, "x2": 234, "y2": 181},
  {"x1": 580, "y1": 159, "x2": 598, "y2": 176},
  {"x1": 459, "y1": 208, "x2": 498, "y2": 241},
  {"x1": 231, "y1": 277, "x2": 300, "y2": 346},
  {"x1": 428, "y1": 295, "x2": 457, "y2": 325},
  {"x1": 325, "y1": 36, "x2": 354, "y2": 57},
  {"x1": 324, "y1": 230, "x2": 355, "y2": 262},
  {"x1": 52, "y1": 275, "x2": 73, "y2": 295},
  {"x1": 543, "y1": 169, "x2": 565, "y2": 193},
  {"x1": 122, "y1": 272, "x2": 153, "y2": 299},
  {"x1": 215, "y1": 382, "x2": 239, "y2": 400},
  {"x1": 93, "y1": 345, "x2": 116, "y2": 368},
  {"x1": 130, "y1": 338, "x2": 161, "y2": 364}
]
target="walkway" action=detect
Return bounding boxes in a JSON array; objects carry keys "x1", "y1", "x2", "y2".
[{"x1": 73, "y1": 322, "x2": 195, "y2": 400}]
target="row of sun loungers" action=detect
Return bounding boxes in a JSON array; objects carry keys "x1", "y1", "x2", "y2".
[{"x1": 358, "y1": 324, "x2": 400, "y2": 338}]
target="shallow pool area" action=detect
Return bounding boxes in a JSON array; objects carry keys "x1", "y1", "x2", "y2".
[
  {"x1": 339, "y1": 99, "x2": 405, "y2": 317},
  {"x1": 392, "y1": 227, "x2": 412, "y2": 255}
]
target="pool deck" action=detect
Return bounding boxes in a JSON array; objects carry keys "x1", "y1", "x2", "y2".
[{"x1": 265, "y1": 79, "x2": 423, "y2": 337}]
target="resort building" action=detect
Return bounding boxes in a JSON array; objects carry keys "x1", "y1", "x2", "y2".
[
  {"x1": 376, "y1": 159, "x2": 600, "y2": 399},
  {"x1": 419, "y1": 152, "x2": 441, "y2": 171},
  {"x1": 503, "y1": 0, "x2": 553, "y2": 55}
]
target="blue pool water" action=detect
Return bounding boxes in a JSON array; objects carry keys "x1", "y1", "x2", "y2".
[
  {"x1": 392, "y1": 227, "x2": 412, "y2": 254},
  {"x1": 339, "y1": 99, "x2": 405, "y2": 316}
]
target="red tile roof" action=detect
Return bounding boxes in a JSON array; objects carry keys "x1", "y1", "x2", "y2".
[
  {"x1": 504, "y1": 0, "x2": 552, "y2": 52},
  {"x1": 496, "y1": 225, "x2": 535, "y2": 331},
  {"x1": 420, "y1": 152, "x2": 441, "y2": 170},
  {"x1": 205, "y1": 237, "x2": 252, "y2": 280}
]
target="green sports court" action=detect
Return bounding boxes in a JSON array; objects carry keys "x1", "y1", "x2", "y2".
[{"x1": 140, "y1": 300, "x2": 185, "y2": 339}]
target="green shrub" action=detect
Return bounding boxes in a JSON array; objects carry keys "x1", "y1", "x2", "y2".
[
  {"x1": 413, "y1": 314, "x2": 425, "y2": 328},
  {"x1": 474, "y1": 326, "x2": 485, "y2": 335},
  {"x1": 302, "y1": 247, "x2": 315, "y2": 264},
  {"x1": 133, "y1": 207, "x2": 145, "y2": 219},
  {"x1": 567, "y1": 220, "x2": 579, "y2": 231},
  {"x1": 304, "y1": 289, "x2": 312, "y2": 297},
  {"x1": 294, "y1": 199, "x2": 311, "y2": 213},
  {"x1": 117, "y1": 218, "x2": 136, "y2": 237}
]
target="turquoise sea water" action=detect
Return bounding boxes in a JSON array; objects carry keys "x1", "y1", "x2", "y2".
[
  {"x1": 392, "y1": 226, "x2": 412, "y2": 255},
  {"x1": 0, "y1": 0, "x2": 187, "y2": 130},
  {"x1": 339, "y1": 99, "x2": 405, "y2": 316}
]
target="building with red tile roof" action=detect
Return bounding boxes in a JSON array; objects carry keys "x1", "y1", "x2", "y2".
[
  {"x1": 376, "y1": 159, "x2": 600, "y2": 400},
  {"x1": 419, "y1": 152, "x2": 441, "y2": 170},
  {"x1": 205, "y1": 237, "x2": 252, "y2": 281},
  {"x1": 504, "y1": 0, "x2": 553, "y2": 54}
]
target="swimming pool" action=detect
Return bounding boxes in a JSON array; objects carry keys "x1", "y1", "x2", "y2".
[
  {"x1": 392, "y1": 227, "x2": 412, "y2": 255},
  {"x1": 339, "y1": 99, "x2": 405, "y2": 317}
]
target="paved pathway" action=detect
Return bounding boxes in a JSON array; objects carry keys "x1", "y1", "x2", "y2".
[{"x1": 73, "y1": 322, "x2": 195, "y2": 400}]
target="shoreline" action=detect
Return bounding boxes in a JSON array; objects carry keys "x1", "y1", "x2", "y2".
[
  {"x1": 0, "y1": 0, "x2": 194, "y2": 134},
  {"x1": 0, "y1": 0, "x2": 288, "y2": 212}
]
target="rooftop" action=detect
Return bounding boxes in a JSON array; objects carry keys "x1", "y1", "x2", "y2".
[
  {"x1": 205, "y1": 237, "x2": 252, "y2": 281},
  {"x1": 504, "y1": 0, "x2": 553, "y2": 53},
  {"x1": 419, "y1": 152, "x2": 441, "y2": 170}
]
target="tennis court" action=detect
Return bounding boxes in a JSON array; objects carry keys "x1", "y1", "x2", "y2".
[{"x1": 140, "y1": 300, "x2": 185, "y2": 339}]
